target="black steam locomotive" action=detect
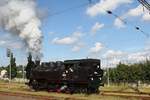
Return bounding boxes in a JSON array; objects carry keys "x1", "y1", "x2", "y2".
[{"x1": 25, "y1": 54, "x2": 103, "y2": 93}]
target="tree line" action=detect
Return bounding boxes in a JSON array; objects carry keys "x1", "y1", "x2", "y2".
[{"x1": 104, "y1": 60, "x2": 150, "y2": 84}]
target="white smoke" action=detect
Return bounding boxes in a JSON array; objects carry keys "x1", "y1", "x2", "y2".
[{"x1": 0, "y1": 0, "x2": 43, "y2": 60}]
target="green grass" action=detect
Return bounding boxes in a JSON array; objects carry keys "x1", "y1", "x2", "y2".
[
  {"x1": 101, "y1": 83, "x2": 150, "y2": 93},
  {"x1": 0, "y1": 88, "x2": 137, "y2": 100},
  {"x1": 0, "y1": 81, "x2": 147, "y2": 100}
]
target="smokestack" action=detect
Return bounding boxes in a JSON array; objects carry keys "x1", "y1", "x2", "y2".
[
  {"x1": 35, "y1": 60, "x2": 40, "y2": 66},
  {"x1": 0, "y1": 0, "x2": 43, "y2": 59},
  {"x1": 35, "y1": 56, "x2": 40, "y2": 66}
]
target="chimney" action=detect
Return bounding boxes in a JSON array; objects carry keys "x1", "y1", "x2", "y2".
[{"x1": 35, "y1": 56, "x2": 40, "y2": 66}]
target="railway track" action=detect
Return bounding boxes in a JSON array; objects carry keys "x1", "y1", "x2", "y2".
[{"x1": 0, "y1": 90, "x2": 150, "y2": 100}]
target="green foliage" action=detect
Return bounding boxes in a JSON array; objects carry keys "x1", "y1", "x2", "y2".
[
  {"x1": 106, "y1": 60, "x2": 150, "y2": 84},
  {"x1": 16, "y1": 71, "x2": 23, "y2": 78},
  {"x1": 25, "y1": 53, "x2": 35, "y2": 79},
  {"x1": 16, "y1": 65, "x2": 25, "y2": 78},
  {"x1": 6, "y1": 53, "x2": 17, "y2": 79},
  {"x1": 0, "y1": 66, "x2": 5, "y2": 71}
]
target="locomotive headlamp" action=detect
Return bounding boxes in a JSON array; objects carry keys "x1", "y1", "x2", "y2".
[
  {"x1": 91, "y1": 78, "x2": 94, "y2": 81},
  {"x1": 94, "y1": 72, "x2": 98, "y2": 74},
  {"x1": 62, "y1": 73, "x2": 66, "y2": 77},
  {"x1": 65, "y1": 70, "x2": 68, "y2": 73},
  {"x1": 97, "y1": 65, "x2": 100, "y2": 68},
  {"x1": 99, "y1": 77, "x2": 101, "y2": 80}
]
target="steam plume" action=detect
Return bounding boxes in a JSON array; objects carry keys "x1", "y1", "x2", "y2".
[{"x1": 0, "y1": 0, "x2": 42, "y2": 60}]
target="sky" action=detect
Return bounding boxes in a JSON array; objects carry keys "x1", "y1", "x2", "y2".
[{"x1": 0, "y1": 0, "x2": 150, "y2": 68}]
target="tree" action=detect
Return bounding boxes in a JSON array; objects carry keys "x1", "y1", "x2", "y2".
[
  {"x1": 115, "y1": 62, "x2": 130, "y2": 83},
  {"x1": 142, "y1": 60, "x2": 150, "y2": 82},
  {"x1": 0, "y1": 66, "x2": 5, "y2": 71},
  {"x1": 6, "y1": 53, "x2": 17, "y2": 79},
  {"x1": 106, "y1": 60, "x2": 150, "y2": 84},
  {"x1": 16, "y1": 65, "x2": 24, "y2": 78},
  {"x1": 25, "y1": 53, "x2": 35, "y2": 79}
]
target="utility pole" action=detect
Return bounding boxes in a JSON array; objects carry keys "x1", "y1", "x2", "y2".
[
  {"x1": 22, "y1": 65, "x2": 25, "y2": 82},
  {"x1": 107, "y1": 67, "x2": 110, "y2": 87},
  {"x1": 9, "y1": 53, "x2": 12, "y2": 86},
  {"x1": 7, "y1": 49, "x2": 11, "y2": 89},
  {"x1": 106, "y1": 58, "x2": 110, "y2": 87}
]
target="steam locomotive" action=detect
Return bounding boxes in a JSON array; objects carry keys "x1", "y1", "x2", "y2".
[{"x1": 25, "y1": 54, "x2": 104, "y2": 93}]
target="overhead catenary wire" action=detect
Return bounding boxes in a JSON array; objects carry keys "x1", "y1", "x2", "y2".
[
  {"x1": 138, "y1": 0, "x2": 150, "y2": 12},
  {"x1": 106, "y1": 10, "x2": 127, "y2": 24},
  {"x1": 48, "y1": 1, "x2": 96, "y2": 17},
  {"x1": 106, "y1": 10, "x2": 150, "y2": 38},
  {"x1": 48, "y1": 0, "x2": 149, "y2": 38}
]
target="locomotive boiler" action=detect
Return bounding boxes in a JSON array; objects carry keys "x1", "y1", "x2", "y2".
[{"x1": 25, "y1": 54, "x2": 104, "y2": 93}]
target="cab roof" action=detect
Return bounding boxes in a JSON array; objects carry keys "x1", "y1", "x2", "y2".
[{"x1": 64, "y1": 59, "x2": 100, "y2": 64}]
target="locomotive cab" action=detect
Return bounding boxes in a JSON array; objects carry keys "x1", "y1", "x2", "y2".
[{"x1": 63, "y1": 59, "x2": 103, "y2": 93}]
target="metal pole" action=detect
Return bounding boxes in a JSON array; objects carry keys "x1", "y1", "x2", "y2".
[
  {"x1": 107, "y1": 58, "x2": 110, "y2": 87},
  {"x1": 23, "y1": 66, "x2": 25, "y2": 82},
  {"x1": 9, "y1": 52, "x2": 11, "y2": 89},
  {"x1": 107, "y1": 67, "x2": 110, "y2": 87}
]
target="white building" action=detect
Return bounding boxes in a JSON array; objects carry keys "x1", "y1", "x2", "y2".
[{"x1": 0, "y1": 70, "x2": 7, "y2": 79}]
